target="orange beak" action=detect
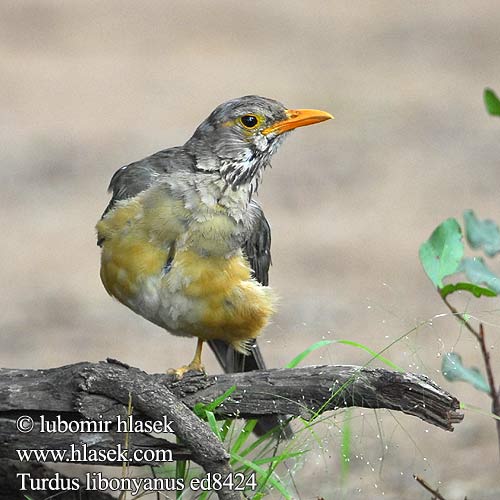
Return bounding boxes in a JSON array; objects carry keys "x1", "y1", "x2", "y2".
[{"x1": 262, "y1": 108, "x2": 333, "y2": 135}]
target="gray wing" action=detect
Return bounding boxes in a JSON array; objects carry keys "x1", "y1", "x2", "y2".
[
  {"x1": 98, "y1": 147, "x2": 193, "y2": 246},
  {"x1": 100, "y1": 146, "x2": 192, "y2": 220},
  {"x1": 208, "y1": 203, "x2": 271, "y2": 373},
  {"x1": 208, "y1": 205, "x2": 294, "y2": 437},
  {"x1": 243, "y1": 203, "x2": 272, "y2": 286}
]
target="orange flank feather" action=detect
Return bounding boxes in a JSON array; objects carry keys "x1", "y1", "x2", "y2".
[{"x1": 177, "y1": 250, "x2": 275, "y2": 350}]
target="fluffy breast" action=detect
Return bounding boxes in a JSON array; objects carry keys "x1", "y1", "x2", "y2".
[{"x1": 96, "y1": 184, "x2": 276, "y2": 347}]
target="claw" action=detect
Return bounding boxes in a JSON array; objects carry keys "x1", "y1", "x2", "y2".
[
  {"x1": 167, "y1": 362, "x2": 205, "y2": 379},
  {"x1": 167, "y1": 338, "x2": 205, "y2": 379}
]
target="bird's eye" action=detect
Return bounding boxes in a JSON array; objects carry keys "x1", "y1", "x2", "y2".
[{"x1": 240, "y1": 114, "x2": 259, "y2": 129}]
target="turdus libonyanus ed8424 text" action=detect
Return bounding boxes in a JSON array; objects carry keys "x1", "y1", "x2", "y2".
[{"x1": 96, "y1": 96, "x2": 332, "y2": 432}]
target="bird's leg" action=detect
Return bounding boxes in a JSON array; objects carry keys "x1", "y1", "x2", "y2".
[
  {"x1": 189, "y1": 338, "x2": 205, "y2": 371},
  {"x1": 168, "y1": 338, "x2": 205, "y2": 378}
]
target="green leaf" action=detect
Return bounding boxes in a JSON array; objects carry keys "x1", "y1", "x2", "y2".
[
  {"x1": 419, "y1": 218, "x2": 463, "y2": 288},
  {"x1": 441, "y1": 352, "x2": 490, "y2": 393},
  {"x1": 440, "y1": 282, "x2": 497, "y2": 299},
  {"x1": 464, "y1": 210, "x2": 500, "y2": 257},
  {"x1": 461, "y1": 257, "x2": 500, "y2": 293},
  {"x1": 484, "y1": 88, "x2": 500, "y2": 116}
]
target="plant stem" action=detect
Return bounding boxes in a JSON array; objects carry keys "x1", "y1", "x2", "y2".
[
  {"x1": 442, "y1": 294, "x2": 500, "y2": 459},
  {"x1": 478, "y1": 323, "x2": 500, "y2": 457},
  {"x1": 413, "y1": 474, "x2": 447, "y2": 500},
  {"x1": 442, "y1": 295, "x2": 480, "y2": 341}
]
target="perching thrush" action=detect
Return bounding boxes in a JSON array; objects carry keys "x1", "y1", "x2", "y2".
[{"x1": 96, "y1": 95, "x2": 332, "y2": 434}]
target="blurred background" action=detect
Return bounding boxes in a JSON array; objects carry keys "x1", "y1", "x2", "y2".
[{"x1": 2, "y1": 1, "x2": 500, "y2": 498}]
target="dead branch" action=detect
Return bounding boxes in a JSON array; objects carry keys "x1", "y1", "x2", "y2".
[
  {"x1": 413, "y1": 474, "x2": 448, "y2": 500},
  {"x1": 0, "y1": 360, "x2": 463, "y2": 499}
]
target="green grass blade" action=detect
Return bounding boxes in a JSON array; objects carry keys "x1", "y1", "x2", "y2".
[
  {"x1": 340, "y1": 408, "x2": 352, "y2": 487},
  {"x1": 335, "y1": 339, "x2": 403, "y2": 371},
  {"x1": 203, "y1": 385, "x2": 237, "y2": 412},
  {"x1": 175, "y1": 460, "x2": 187, "y2": 500},
  {"x1": 287, "y1": 338, "x2": 401, "y2": 371},
  {"x1": 299, "y1": 416, "x2": 324, "y2": 445},
  {"x1": 230, "y1": 419, "x2": 258, "y2": 458},
  {"x1": 252, "y1": 450, "x2": 306, "y2": 465},
  {"x1": 286, "y1": 340, "x2": 333, "y2": 368},
  {"x1": 219, "y1": 418, "x2": 232, "y2": 441},
  {"x1": 230, "y1": 452, "x2": 292, "y2": 499},
  {"x1": 460, "y1": 402, "x2": 500, "y2": 420},
  {"x1": 205, "y1": 410, "x2": 222, "y2": 439},
  {"x1": 236, "y1": 423, "x2": 283, "y2": 460}
]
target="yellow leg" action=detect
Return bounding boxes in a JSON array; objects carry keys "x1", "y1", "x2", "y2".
[{"x1": 168, "y1": 338, "x2": 205, "y2": 378}]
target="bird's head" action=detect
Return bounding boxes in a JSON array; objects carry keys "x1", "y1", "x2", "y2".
[{"x1": 186, "y1": 95, "x2": 333, "y2": 193}]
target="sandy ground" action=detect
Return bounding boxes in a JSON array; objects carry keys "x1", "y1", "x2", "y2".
[{"x1": 2, "y1": 1, "x2": 500, "y2": 498}]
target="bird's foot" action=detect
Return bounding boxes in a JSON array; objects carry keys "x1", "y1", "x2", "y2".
[{"x1": 167, "y1": 361, "x2": 205, "y2": 379}]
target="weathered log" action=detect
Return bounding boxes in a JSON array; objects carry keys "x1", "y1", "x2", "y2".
[
  {"x1": 0, "y1": 360, "x2": 463, "y2": 499},
  {"x1": 0, "y1": 359, "x2": 463, "y2": 434}
]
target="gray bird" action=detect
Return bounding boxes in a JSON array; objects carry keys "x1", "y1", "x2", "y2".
[{"x1": 96, "y1": 95, "x2": 333, "y2": 435}]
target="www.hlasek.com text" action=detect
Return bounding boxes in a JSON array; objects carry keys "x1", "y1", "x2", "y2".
[{"x1": 17, "y1": 443, "x2": 173, "y2": 463}]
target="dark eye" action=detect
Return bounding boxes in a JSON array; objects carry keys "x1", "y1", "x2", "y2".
[{"x1": 240, "y1": 114, "x2": 259, "y2": 129}]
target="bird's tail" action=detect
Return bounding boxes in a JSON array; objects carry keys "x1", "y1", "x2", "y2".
[{"x1": 208, "y1": 339, "x2": 293, "y2": 438}]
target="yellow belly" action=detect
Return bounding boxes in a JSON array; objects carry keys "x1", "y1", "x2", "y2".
[
  {"x1": 99, "y1": 237, "x2": 275, "y2": 352},
  {"x1": 97, "y1": 191, "x2": 276, "y2": 351}
]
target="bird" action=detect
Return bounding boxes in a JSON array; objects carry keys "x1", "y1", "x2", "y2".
[{"x1": 96, "y1": 95, "x2": 332, "y2": 434}]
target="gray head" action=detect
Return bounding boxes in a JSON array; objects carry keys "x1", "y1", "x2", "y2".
[{"x1": 185, "y1": 95, "x2": 332, "y2": 193}]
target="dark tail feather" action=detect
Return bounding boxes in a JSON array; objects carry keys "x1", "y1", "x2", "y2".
[{"x1": 208, "y1": 339, "x2": 293, "y2": 438}]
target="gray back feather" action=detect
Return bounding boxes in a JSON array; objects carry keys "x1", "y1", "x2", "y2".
[{"x1": 101, "y1": 146, "x2": 194, "y2": 218}]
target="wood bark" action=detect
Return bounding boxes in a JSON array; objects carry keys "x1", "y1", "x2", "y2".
[{"x1": 0, "y1": 360, "x2": 463, "y2": 499}]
